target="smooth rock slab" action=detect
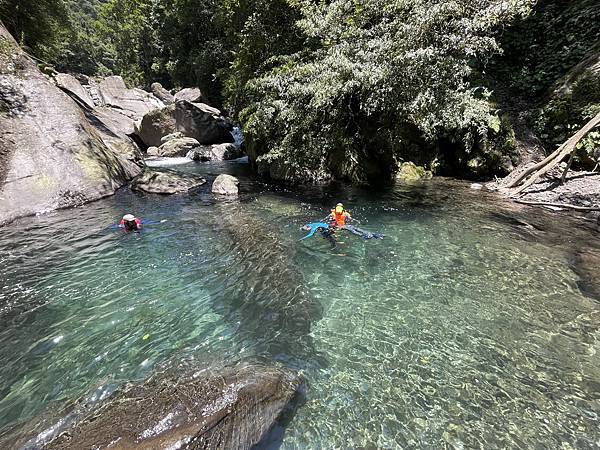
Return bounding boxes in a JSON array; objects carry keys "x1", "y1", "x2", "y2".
[
  {"x1": 212, "y1": 174, "x2": 239, "y2": 196},
  {"x1": 131, "y1": 168, "x2": 206, "y2": 194},
  {"x1": 43, "y1": 364, "x2": 303, "y2": 450}
]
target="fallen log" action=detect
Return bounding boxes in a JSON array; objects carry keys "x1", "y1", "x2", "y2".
[{"x1": 507, "y1": 111, "x2": 600, "y2": 197}]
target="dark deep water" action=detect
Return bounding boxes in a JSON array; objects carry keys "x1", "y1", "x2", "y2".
[{"x1": 1, "y1": 159, "x2": 599, "y2": 448}]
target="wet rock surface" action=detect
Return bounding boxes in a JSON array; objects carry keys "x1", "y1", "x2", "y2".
[
  {"x1": 17, "y1": 364, "x2": 303, "y2": 450},
  {"x1": 572, "y1": 248, "x2": 600, "y2": 300},
  {"x1": 212, "y1": 174, "x2": 239, "y2": 196},
  {"x1": 131, "y1": 168, "x2": 206, "y2": 194}
]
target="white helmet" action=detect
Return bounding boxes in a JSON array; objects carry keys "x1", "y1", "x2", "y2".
[{"x1": 123, "y1": 214, "x2": 135, "y2": 222}]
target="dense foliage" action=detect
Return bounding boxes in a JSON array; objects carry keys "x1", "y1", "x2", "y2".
[{"x1": 2, "y1": 0, "x2": 598, "y2": 182}]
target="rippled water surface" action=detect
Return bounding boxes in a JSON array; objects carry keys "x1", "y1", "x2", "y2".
[{"x1": 1, "y1": 160, "x2": 599, "y2": 449}]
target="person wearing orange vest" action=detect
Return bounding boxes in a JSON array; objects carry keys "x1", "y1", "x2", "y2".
[{"x1": 327, "y1": 203, "x2": 383, "y2": 240}]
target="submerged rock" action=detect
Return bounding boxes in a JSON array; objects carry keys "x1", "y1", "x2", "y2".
[
  {"x1": 0, "y1": 25, "x2": 143, "y2": 225},
  {"x1": 131, "y1": 168, "x2": 206, "y2": 194},
  {"x1": 157, "y1": 137, "x2": 201, "y2": 157},
  {"x1": 26, "y1": 364, "x2": 303, "y2": 450},
  {"x1": 572, "y1": 248, "x2": 600, "y2": 300},
  {"x1": 212, "y1": 174, "x2": 239, "y2": 196}
]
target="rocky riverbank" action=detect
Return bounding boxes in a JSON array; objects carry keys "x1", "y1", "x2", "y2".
[{"x1": 0, "y1": 23, "x2": 244, "y2": 225}]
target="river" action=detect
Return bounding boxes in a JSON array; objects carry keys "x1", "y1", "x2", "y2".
[{"x1": 0, "y1": 159, "x2": 599, "y2": 448}]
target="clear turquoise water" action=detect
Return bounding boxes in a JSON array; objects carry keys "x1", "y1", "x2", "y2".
[{"x1": 0, "y1": 160, "x2": 599, "y2": 448}]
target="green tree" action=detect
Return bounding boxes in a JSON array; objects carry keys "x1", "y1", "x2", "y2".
[
  {"x1": 238, "y1": 0, "x2": 534, "y2": 183},
  {"x1": 0, "y1": 0, "x2": 70, "y2": 62}
]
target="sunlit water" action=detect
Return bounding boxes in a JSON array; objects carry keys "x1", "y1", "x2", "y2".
[{"x1": 0, "y1": 160, "x2": 599, "y2": 449}]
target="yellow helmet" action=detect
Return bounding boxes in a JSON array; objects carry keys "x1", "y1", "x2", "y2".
[{"x1": 334, "y1": 203, "x2": 344, "y2": 214}]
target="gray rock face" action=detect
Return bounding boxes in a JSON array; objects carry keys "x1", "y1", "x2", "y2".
[
  {"x1": 137, "y1": 100, "x2": 233, "y2": 147},
  {"x1": 131, "y1": 168, "x2": 206, "y2": 194},
  {"x1": 150, "y1": 82, "x2": 175, "y2": 104},
  {"x1": 146, "y1": 146, "x2": 160, "y2": 156},
  {"x1": 188, "y1": 143, "x2": 242, "y2": 161},
  {"x1": 0, "y1": 25, "x2": 143, "y2": 225},
  {"x1": 212, "y1": 174, "x2": 239, "y2": 196},
  {"x1": 160, "y1": 131, "x2": 184, "y2": 144},
  {"x1": 54, "y1": 73, "x2": 95, "y2": 108},
  {"x1": 174, "y1": 86, "x2": 206, "y2": 104},
  {"x1": 157, "y1": 137, "x2": 201, "y2": 157},
  {"x1": 11, "y1": 364, "x2": 302, "y2": 450},
  {"x1": 137, "y1": 104, "x2": 177, "y2": 147},
  {"x1": 174, "y1": 100, "x2": 234, "y2": 145},
  {"x1": 98, "y1": 75, "x2": 163, "y2": 119}
]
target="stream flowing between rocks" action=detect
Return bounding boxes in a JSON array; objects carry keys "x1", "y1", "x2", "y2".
[{"x1": 0, "y1": 160, "x2": 599, "y2": 449}]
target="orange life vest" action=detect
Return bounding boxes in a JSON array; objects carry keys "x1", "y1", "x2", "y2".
[{"x1": 331, "y1": 209, "x2": 348, "y2": 226}]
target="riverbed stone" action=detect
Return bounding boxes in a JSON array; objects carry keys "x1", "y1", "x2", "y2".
[
  {"x1": 40, "y1": 364, "x2": 302, "y2": 450},
  {"x1": 212, "y1": 174, "x2": 239, "y2": 196},
  {"x1": 157, "y1": 137, "x2": 201, "y2": 157},
  {"x1": 131, "y1": 168, "x2": 206, "y2": 194},
  {"x1": 161, "y1": 131, "x2": 184, "y2": 144},
  {"x1": 573, "y1": 248, "x2": 600, "y2": 300}
]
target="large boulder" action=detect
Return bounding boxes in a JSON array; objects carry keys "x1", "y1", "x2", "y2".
[
  {"x1": 137, "y1": 104, "x2": 177, "y2": 147},
  {"x1": 174, "y1": 86, "x2": 206, "y2": 104},
  {"x1": 54, "y1": 73, "x2": 95, "y2": 108},
  {"x1": 98, "y1": 75, "x2": 163, "y2": 119},
  {"x1": 150, "y1": 82, "x2": 175, "y2": 105},
  {"x1": 8, "y1": 364, "x2": 303, "y2": 450},
  {"x1": 212, "y1": 174, "x2": 239, "y2": 196},
  {"x1": 157, "y1": 137, "x2": 201, "y2": 157},
  {"x1": 188, "y1": 143, "x2": 243, "y2": 161},
  {"x1": 396, "y1": 162, "x2": 433, "y2": 183},
  {"x1": 131, "y1": 168, "x2": 206, "y2": 194},
  {"x1": 136, "y1": 100, "x2": 234, "y2": 147},
  {"x1": 0, "y1": 25, "x2": 143, "y2": 225},
  {"x1": 174, "y1": 100, "x2": 234, "y2": 145}
]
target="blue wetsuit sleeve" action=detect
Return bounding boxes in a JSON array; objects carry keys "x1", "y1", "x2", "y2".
[{"x1": 301, "y1": 228, "x2": 317, "y2": 240}]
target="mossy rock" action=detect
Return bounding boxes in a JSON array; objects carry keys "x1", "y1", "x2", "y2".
[{"x1": 396, "y1": 162, "x2": 432, "y2": 182}]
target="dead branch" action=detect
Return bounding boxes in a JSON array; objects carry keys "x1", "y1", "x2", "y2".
[{"x1": 508, "y1": 111, "x2": 600, "y2": 197}]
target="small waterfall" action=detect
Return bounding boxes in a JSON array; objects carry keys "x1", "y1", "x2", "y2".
[{"x1": 230, "y1": 126, "x2": 244, "y2": 148}]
